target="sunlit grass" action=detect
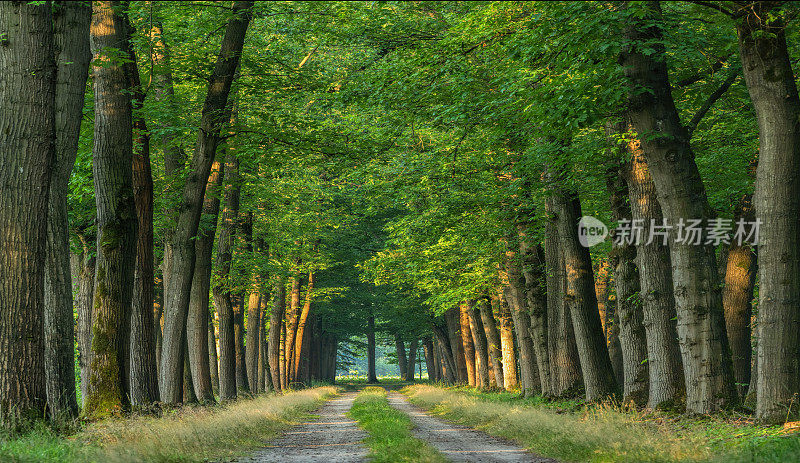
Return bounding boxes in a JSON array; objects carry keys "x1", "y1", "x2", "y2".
[
  {"x1": 404, "y1": 384, "x2": 799, "y2": 462},
  {"x1": 349, "y1": 386, "x2": 446, "y2": 463},
  {"x1": 0, "y1": 387, "x2": 336, "y2": 463}
]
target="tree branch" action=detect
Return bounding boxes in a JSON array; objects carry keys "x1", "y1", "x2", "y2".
[{"x1": 686, "y1": 69, "x2": 739, "y2": 137}]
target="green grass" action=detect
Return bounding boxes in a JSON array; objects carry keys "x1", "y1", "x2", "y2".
[
  {"x1": 403, "y1": 384, "x2": 800, "y2": 462},
  {"x1": 348, "y1": 386, "x2": 447, "y2": 463},
  {"x1": 0, "y1": 386, "x2": 336, "y2": 462}
]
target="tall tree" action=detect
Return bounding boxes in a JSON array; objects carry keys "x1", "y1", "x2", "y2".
[
  {"x1": 159, "y1": 1, "x2": 253, "y2": 404},
  {"x1": 0, "y1": 0, "x2": 54, "y2": 426},
  {"x1": 736, "y1": 1, "x2": 800, "y2": 422},
  {"x1": 85, "y1": 0, "x2": 137, "y2": 417},
  {"x1": 268, "y1": 278, "x2": 286, "y2": 391},
  {"x1": 44, "y1": 1, "x2": 91, "y2": 420}
]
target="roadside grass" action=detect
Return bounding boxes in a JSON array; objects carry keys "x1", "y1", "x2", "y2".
[
  {"x1": 404, "y1": 384, "x2": 799, "y2": 462},
  {"x1": 0, "y1": 386, "x2": 336, "y2": 462},
  {"x1": 348, "y1": 386, "x2": 447, "y2": 463}
]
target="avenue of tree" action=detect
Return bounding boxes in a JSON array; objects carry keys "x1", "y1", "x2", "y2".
[{"x1": 0, "y1": 0, "x2": 798, "y2": 428}]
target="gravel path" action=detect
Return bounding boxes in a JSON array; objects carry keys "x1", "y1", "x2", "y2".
[
  {"x1": 235, "y1": 391, "x2": 368, "y2": 463},
  {"x1": 387, "y1": 391, "x2": 555, "y2": 463}
]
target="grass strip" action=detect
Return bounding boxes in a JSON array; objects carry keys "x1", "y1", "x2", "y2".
[
  {"x1": 403, "y1": 384, "x2": 799, "y2": 463},
  {"x1": 349, "y1": 386, "x2": 447, "y2": 463},
  {"x1": 0, "y1": 386, "x2": 336, "y2": 463}
]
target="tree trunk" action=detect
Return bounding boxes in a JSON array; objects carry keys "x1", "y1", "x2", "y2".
[
  {"x1": 517, "y1": 230, "x2": 552, "y2": 395},
  {"x1": 159, "y1": 1, "x2": 253, "y2": 404},
  {"x1": 622, "y1": 2, "x2": 735, "y2": 413},
  {"x1": 595, "y1": 259, "x2": 623, "y2": 386},
  {"x1": 737, "y1": 3, "x2": 800, "y2": 423},
  {"x1": 0, "y1": 1, "x2": 54, "y2": 425},
  {"x1": 246, "y1": 293, "x2": 261, "y2": 393},
  {"x1": 605, "y1": 139, "x2": 650, "y2": 406},
  {"x1": 551, "y1": 188, "x2": 618, "y2": 400},
  {"x1": 423, "y1": 338, "x2": 437, "y2": 381},
  {"x1": 268, "y1": 278, "x2": 286, "y2": 391},
  {"x1": 466, "y1": 303, "x2": 490, "y2": 389},
  {"x1": 182, "y1": 332, "x2": 197, "y2": 404},
  {"x1": 284, "y1": 274, "x2": 302, "y2": 385},
  {"x1": 544, "y1": 197, "x2": 583, "y2": 397},
  {"x1": 458, "y1": 305, "x2": 477, "y2": 386},
  {"x1": 187, "y1": 160, "x2": 223, "y2": 403},
  {"x1": 495, "y1": 294, "x2": 518, "y2": 390},
  {"x1": 234, "y1": 293, "x2": 249, "y2": 392},
  {"x1": 367, "y1": 315, "x2": 378, "y2": 383},
  {"x1": 208, "y1": 313, "x2": 219, "y2": 394},
  {"x1": 121, "y1": 10, "x2": 159, "y2": 407},
  {"x1": 432, "y1": 324, "x2": 457, "y2": 383},
  {"x1": 85, "y1": 0, "x2": 138, "y2": 417},
  {"x1": 445, "y1": 308, "x2": 468, "y2": 383},
  {"x1": 406, "y1": 338, "x2": 419, "y2": 382},
  {"x1": 75, "y1": 240, "x2": 96, "y2": 407},
  {"x1": 42, "y1": 1, "x2": 91, "y2": 420},
  {"x1": 479, "y1": 299, "x2": 505, "y2": 390},
  {"x1": 395, "y1": 336, "x2": 408, "y2": 380},
  {"x1": 723, "y1": 195, "x2": 757, "y2": 400},
  {"x1": 292, "y1": 272, "x2": 315, "y2": 384},
  {"x1": 502, "y1": 256, "x2": 538, "y2": 397}
]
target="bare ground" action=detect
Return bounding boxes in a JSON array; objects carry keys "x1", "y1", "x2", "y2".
[
  {"x1": 234, "y1": 391, "x2": 368, "y2": 463},
  {"x1": 386, "y1": 390, "x2": 556, "y2": 463}
]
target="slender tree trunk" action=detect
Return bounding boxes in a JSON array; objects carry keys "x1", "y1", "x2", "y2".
[
  {"x1": 42, "y1": 1, "x2": 91, "y2": 420},
  {"x1": 458, "y1": 305, "x2": 477, "y2": 386},
  {"x1": 367, "y1": 315, "x2": 378, "y2": 383},
  {"x1": 208, "y1": 313, "x2": 219, "y2": 394},
  {"x1": 159, "y1": 1, "x2": 253, "y2": 404},
  {"x1": 284, "y1": 274, "x2": 302, "y2": 385},
  {"x1": 75, "y1": 240, "x2": 96, "y2": 407},
  {"x1": 0, "y1": 1, "x2": 54, "y2": 425},
  {"x1": 85, "y1": 0, "x2": 138, "y2": 417},
  {"x1": 423, "y1": 338, "x2": 436, "y2": 381},
  {"x1": 518, "y1": 231, "x2": 552, "y2": 395},
  {"x1": 234, "y1": 293, "x2": 249, "y2": 392},
  {"x1": 186, "y1": 160, "x2": 223, "y2": 403},
  {"x1": 466, "y1": 303, "x2": 490, "y2": 389},
  {"x1": 445, "y1": 308, "x2": 468, "y2": 383},
  {"x1": 495, "y1": 295, "x2": 518, "y2": 390},
  {"x1": 479, "y1": 299, "x2": 505, "y2": 390},
  {"x1": 120, "y1": 11, "x2": 160, "y2": 407},
  {"x1": 595, "y1": 259, "x2": 623, "y2": 386},
  {"x1": 246, "y1": 293, "x2": 261, "y2": 393},
  {"x1": 433, "y1": 324, "x2": 457, "y2": 383},
  {"x1": 723, "y1": 195, "x2": 757, "y2": 400},
  {"x1": 268, "y1": 278, "x2": 286, "y2": 391},
  {"x1": 395, "y1": 336, "x2": 408, "y2": 379},
  {"x1": 544, "y1": 197, "x2": 583, "y2": 397},
  {"x1": 292, "y1": 272, "x2": 315, "y2": 383},
  {"x1": 503, "y1": 249, "x2": 540, "y2": 397},
  {"x1": 737, "y1": 3, "x2": 800, "y2": 423},
  {"x1": 406, "y1": 339, "x2": 419, "y2": 382},
  {"x1": 622, "y1": 2, "x2": 735, "y2": 413},
  {"x1": 605, "y1": 142, "x2": 649, "y2": 406},
  {"x1": 182, "y1": 332, "x2": 197, "y2": 404}
]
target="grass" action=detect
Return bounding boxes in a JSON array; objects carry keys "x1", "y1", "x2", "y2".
[
  {"x1": 348, "y1": 386, "x2": 447, "y2": 463},
  {"x1": 403, "y1": 384, "x2": 800, "y2": 462},
  {"x1": 0, "y1": 386, "x2": 336, "y2": 462}
]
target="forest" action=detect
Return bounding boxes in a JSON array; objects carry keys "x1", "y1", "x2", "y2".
[{"x1": 1, "y1": 1, "x2": 799, "y2": 462}]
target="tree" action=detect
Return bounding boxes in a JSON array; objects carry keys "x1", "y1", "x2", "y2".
[{"x1": 0, "y1": 0, "x2": 55, "y2": 426}]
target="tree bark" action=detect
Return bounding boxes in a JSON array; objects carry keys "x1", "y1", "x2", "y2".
[
  {"x1": 159, "y1": 1, "x2": 253, "y2": 404},
  {"x1": 121, "y1": 10, "x2": 159, "y2": 408},
  {"x1": 544, "y1": 197, "x2": 583, "y2": 397},
  {"x1": 605, "y1": 138, "x2": 649, "y2": 406},
  {"x1": 0, "y1": 1, "x2": 54, "y2": 425},
  {"x1": 208, "y1": 313, "x2": 219, "y2": 394},
  {"x1": 622, "y1": 1, "x2": 735, "y2": 413},
  {"x1": 737, "y1": 3, "x2": 800, "y2": 422},
  {"x1": 458, "y1": 305, "x2": 477, "y2": 386},
  {"x1": 423, "y1": 338, "x2": 437, "y2": 381},
  {"x1": 432, "y1": 323, "x2": 457, "y2": 383},
  {"x1": 595, "y1": 259, "x2": 623, "y2": 386},
  {"x1": 75, "y1": 239, "x2": 96, "y2": 407},
  {"x1": 187, "y1": 160, "x2": 223, "y2": 403},
  {"x1": 518, "y1": 230, "x2": 551, "y2": 395},
  {"x1": 43, "y1": 1, "x2": 91, "y2": 420},
  {"x1": 85, "y1": 0, "x2": 138, "y2": 417},
  {"x1": 503, "y1": 250, "x2": 539, "y2": 397},
  {"x1": 395, "y1": 336, "x2": 408, "y2": 380},
  {"x1": 268, "y1": 278, "x2": 286, "y2": 391},
  {"x1": 234, "y1": 293, "x2": 249, "y2": 392},
  {"x1": 445, "y1": 308, "x2": 468, "y2": 383},
  {"x1": 479, "y1": 299, "x2": 505, "y2": 390},
  {"x1": 466, "y1": 303, "x2": 490, "y2": 389},
  {"x1": 284, "y1": 274, "x2": 302, "y2": 385},
  {"x1": 495, "y1": 294, "x2": 518, "y2": 390},
  {"x1": 405, "y1": 338, "x2": 419, "y2": 382},
  {"x1": 246, "y1": 293, "x2": 261, "y2": 393},
  {"x1": 292, "y1": 272, "x2": 315, "y2": 384}
]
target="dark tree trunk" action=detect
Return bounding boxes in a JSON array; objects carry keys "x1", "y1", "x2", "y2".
[
  {"x1": 395, "y1": 336, "x2": 408, "y2": 380},
  {"x1": 121, "y1": 10, "x2": 159, "y2": 407},
  {"x1": 623, "y1": 125, "x2": 684, "y2": 409},
  {"x1": 187, "y1": 160, "x2": 223, "y2": 403},
  {"x1": 445, "y1": 308, "x2": 468, "y2": 383},
  {"x1": 544, "y1": 197, "x2": 583, "y2": 397},
  {"x1": 423, "y1": 338, "x2": 437, "y2": 381},
  {"x1": 268, "y1": 278, "x2": 286, "y2": 391},
  {"x1": 479, "y1": 299, "x2": 505, "y2": 390},
  {"x1": 213, "y1": 154, "x2": 242, "y2": 401},
  {"x1": 234, "y1": 293, "x2": 249, "y2": 392},
  {"x1": 43, "y1": 1, "x2": 91, "y2": 420},
  {"x1": 723, "y1": 195, "x2": 757, "y2": 400},
  {"x1": 466, "y1": 303, "x2": 490, "y2": 389},
  {"x1": 737, "y1": 3, "x2": 800, "y2": 423},
  {"x1": 517, "y1": 231, "x2": 551, "y2": 395},
  {"x1": 182, "y1": 331, "x2": 197, "y2": 404},
  {"x1": 605, "y1": 135, "x2": 650, "y2": 406},
  {"x1": 75, "y1": 239, "x2": 96, "y2": 407},
  {"x1": 154, "y1": 277, "x2": 163, "y2": 380},
  {"x1": 0, "y1": 1, "x2": 54, "y2": 425},
  {"x1": 595, "y1": 260, "x2": 623, "y2": 386},
  {"x1": 458, "y1": 304, "x2": 477, "y2": 386},
  {"x1": 246, "y1": 293, "x2": 261, "y2": 393},
  {"x1": 208, "y1": 313, "x2": 219, "y2": 394},
  {"x1": 405, "y1": 338, "x2": 419, "y2": 382},
  {"x1": 432, "y1": 324, "x2": 457, "y2": 383},
  {"x1": 85, "y1": 0, "x2": 138, "y2": 417},
  {"x1": 367, "y1": 315, "x2": 378, "y2": 383},
  {"x1": 503, "y1": 252, "x2": 539, "y2": 397},
  {"x1": 622, "y1": 1, "x2": 735, "y2": 413},
  {"x1": 159, "y1": 1, "x2": 253, "y2": 404}
]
